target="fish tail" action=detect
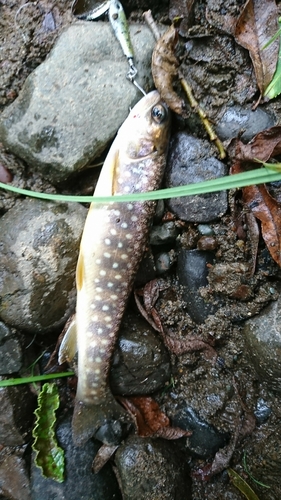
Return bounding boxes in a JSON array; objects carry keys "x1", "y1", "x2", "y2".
[{"x1": 72, "y1": 393, "x2": 128, "y2": 447}]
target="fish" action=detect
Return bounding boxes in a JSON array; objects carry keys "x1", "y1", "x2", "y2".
[{"x1": 59, "y1": 90, "x2": 170, "y2": 446}]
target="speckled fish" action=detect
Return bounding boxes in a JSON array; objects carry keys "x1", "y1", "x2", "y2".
[{"x1": 59, "y1": 90, "x2": 170, "y2": 446}]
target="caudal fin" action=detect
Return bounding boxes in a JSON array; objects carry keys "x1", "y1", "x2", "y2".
[{"x1": 72, "y1": 394, "x2": 129, "y2": 447}]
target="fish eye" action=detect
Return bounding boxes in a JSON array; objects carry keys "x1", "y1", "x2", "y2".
[{"x1": 151, "y1": 104, "x2": 167, "y2": 124}]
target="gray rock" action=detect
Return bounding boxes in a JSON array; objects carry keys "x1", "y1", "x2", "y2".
[
  {"x1": 110, "y1": 312, "x2": 171, "y2": 396},
  {"x1": 0, "y1": 22, "x2": 155, "y2": 184},
  {"x1": 177, "y1": 249, "x2": 217, "y2": 323},
  {"x1": 216, "y1": 105, "x2": 275, "y2": 142},
  {"x1": 0, "y1": 383, "x2": 36, "y2": 445},
  {"x1": 154, "y1": 250, "x2": 176, "y2": 275},
  {"x1": 0, "y1": 199, "x2": 86, "y2": 333},
  {"x1": 0, "y1": 449, "x2": 31, "y2": 500},
  {"x1": 243, "y1": 294, "x2": 281, "y2": 393},
  {"x1": 0, "y1": 322, "x2": 22, "y2": 374},
  {"x1": 115, "y1": 435, "x2": 192, "y2": 500},
  {"x1": 31, "y1": 413, "x2": 122, "y2": 500},
  {"x1": 149, "y1": 222, "x2": 178, "y2": 246},
  {"x1": 165, "y1": 132, "x2": 228, "y2": 222}
]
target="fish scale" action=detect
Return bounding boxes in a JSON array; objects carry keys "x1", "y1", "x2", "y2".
[{"x1": 59, "y1": 90, "x2": 170, "y2": 446}]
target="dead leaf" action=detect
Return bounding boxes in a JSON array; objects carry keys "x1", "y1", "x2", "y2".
[
  {"x1": 169, "y1": 0, "x2": 195, "y2": 36},
  {"x1": 92, "y1": 444, "x2": 119, "y2": 474},
  {"x1": 235, "y1": 0, "x2": 279, "y2": 95},
  {"x1": 118, "y1": 396, "x2": 191, "y2": 439},
  {"x1": 229, "y1": 125, "x2": 281, "y2": 163},
  {"x1": 152, "y1": 24, "x2": 185, "y2": 115}
]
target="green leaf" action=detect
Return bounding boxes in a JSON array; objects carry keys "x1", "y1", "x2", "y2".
[
  {"x1": 1, "y1": 167, "x2": 281, "y2": 203},
  {"x1": 32, "y1": 383, "x2": 65, "y2": 483},
  {"x1": 228, "y1": 468, "x2": 261, "y2": 500},
  {"x1": 264, "y1": 21, "x2": 281, "y2": 99}
]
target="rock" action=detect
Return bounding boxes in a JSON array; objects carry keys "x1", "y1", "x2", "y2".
[
  {"x1": 154, "y1": 250, "x2": 176, "y2": 275},
  {"x1": 0, "y1": 322, "x2": 22, "y2": 374},
  {"x1": 0, "y1": 449, "x2": 31, "y2": 500},
  {"x1": 254, "y1": 398, "x2": 272, "y2": 425},
  {"x1": 0, "y1": 22, "x2": 155, "y2": 184},
  {"x1": 177, "y1": 249, "x2": 217, "y2": 323},
  {"x1": 243, "y1": 294, "x2": 281, "y2": 393},
  {"x1": 0, "y1": 199, "x2": 86, "y2": 334},
  {"x1": 165, "y1": 132, "x2": 228, "y2": 222},
  {"x1": 149, "y1": 222, "x2": 178, "y2": 246},
  {"x1": 31, "y1": 413, "x2": 122, "y2": 500},
  {"x1": 216, "y1": 105, "x2": 275, "y2": 142},
  {"x1": 208, "y1": 262, "x2": 253, "y2": 301},
  {"x1": 171, "y1": 405, "x2": 229, "y2": 458},
  {"x1": 110, "y1": 312, "x2": 171, "y2": 396},
  {"x1": 0, "y1": 383, "x2": 36, "y2": 445},
  {"x1": 115, "y1": 435, "x2": 192, "y2": 500}
]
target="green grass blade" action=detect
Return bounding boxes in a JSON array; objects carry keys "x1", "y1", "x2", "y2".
[
  {"x1": 0, "y1": 372, "x2": 74, "y2": 387},
  {"x1": 228, "y1": 468, "x2": 261, "y2": 500},
  {"x1": 264, "y1": 20, "x2": 281, "y2": 99},
  {"x1": 1, "y1": 168, "x2": 281, "y2": 203}
]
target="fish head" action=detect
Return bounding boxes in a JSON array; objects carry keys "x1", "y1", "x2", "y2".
[{"x1": 119, "y1": 90, "x2": 171, "y2": 160}]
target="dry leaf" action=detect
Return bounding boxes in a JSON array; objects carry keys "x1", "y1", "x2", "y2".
[
  {"x1": 235, "y1": 0, "x2": 279, "y2": 95},
  {"x1": 152, "y1": 24, "x2": 185, "y2": 115},
  {"x1": 169, "y1": 0, "x2": 195, "y2": 36},
  {"x1": 118, "y1": 396, "x2": 191, "y2": 439},
  {"x1": 92, "y1": 444, "x2": 119, "y2": 474}
]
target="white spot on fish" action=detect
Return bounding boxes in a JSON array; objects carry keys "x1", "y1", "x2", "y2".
[
  {"x1": 121, "y1": 254, "x2": 128, "y2": 260},
  {"x1": 96, "y1": 258, "x2": 101, "y2": 264},
  {"x1": 110, "y1": 294, "x2": 118, "y2": 300},
  {"x1": 106, "y1": 323, "x2": 113, "y2": 329},
  {"x1": 121, "y1": 222, "x2": 128, "y2": 229},
  {"x1": 101, "y1": 339, "x2": 109, "y2": 345},
  {"x1": 97, "y1": 328, "x2": 103, "y2": 334},
  {"x1": 95, "y1": 357, "x2": 102, "y2": 363},
  {"x1": 127, "y1": 203, "x2": 133, "y2": 210},
  {"x1": 115, "y1": 274, "x2": 122, "y2": 280},
  {"x1": 102, "y1": 305, "x2": 109, "y2": 311},
  {"x1": 95, "y1": 278, "x2": 100, "y2": 283},
  {"x1": 126, "y1": 234, "x2": 133, "y2": 239},
  {"x1": 112, "y1": 262, "x2": 119, "y2": 268},
  {"x1": 96, "y1": 287, "x2": 102, "y2": 293},
  {"x1": 96, "y1": 295, "x2": 102, "y2": 301},
  {"x1": 95, "y1": 368, "x2": 101, "y2": 374},
  {"x1": 91, "y1": 315, "x2": 98, "y2": 322},
  {"x1": 131, "y1": 215, "x2": 138, "y2": 222},
  {"x1": 105, "y1": 238, "x2": 111, "y2": 245},
  {"x1": 100, "y1": 270, "x2": 106, "y2": 276},
  {"x1": 90, "y1": 340, "x2": 97, "y2": 348},
  {"x1": 90, "y1": 304, "x2": 96, "y2": 310},
  {"x1": 124, "y1": 186, "x2": 130, "y2": 192},
  {"x1": 110, "y1": 228, "x2": 117, "y2": 235},
  {"x1": 118, "y1": 242, "x2": 123, "y2": 248},
  {"x1": 104, "y1": 252, "x2": 111, "y2": 258},
  {"x1": 114, "y1": 210, "x2": 120, "y2": 216},
  {"x1": 107, "y1": 282, "x2": 114, "y2": 288},
  {"x1": 109, "y1": 332, "x2": 115, "y2": 337},
  {"x1": 105, "y1": 316, "x2": 112, "y2": 322}
]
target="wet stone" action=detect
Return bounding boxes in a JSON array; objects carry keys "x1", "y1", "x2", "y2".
[
  {"x1": 0, "y1": 322, "x2": 22, "y2": 374},
  {"x1": 177, "y1": 248, "x2": 218, "y2": 323},
  {"x1": 115, "y1": 435, "x2": 192, "y2": 500},
  {"x1": 0, "y1": 383, "x2": 36, "y2": 446},
  {"x1": 171, "y1": 404, "x2": 229, "y2": 458},
  {"x1": 154, "y1": 250, "x2": 176, "y2": 275},
  {"x1": 243, "y1": 293, "x2": 281, "y2": 393},
  {"x1": 254, "y1": 398, "x2": 272, "y2": 426},
  {"x1": 216, "y1": 105, "x2": 275, "y2": 142},
  {"x1": 149, "y1": 222, "x2": 178, "y2": 246},
  {"x1": 110, "y1": 312, "x2": 171, "y2": 396},
  {"x1": 0, "y1": 449, "x2": 31, "y2": 500},
  {"x1": 165, "y1": 132, "x2": 228, "y2": 222},
  {"x1": 0, "y1": 198, "x2": 86, "y2": 334},
  {"x1": 31, "y1": 413, "x2": 122, "y2": 500},
  {"x1": 0, "y1": 22, "x2": 155, "y2": 184}
]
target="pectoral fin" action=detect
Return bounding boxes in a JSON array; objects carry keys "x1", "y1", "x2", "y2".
[
  {"x1": 58, "y1": 318, "x2": 77, "y2": 364},
  {"x1": 94, "y1": 145, "x2": 119, "y2": 196}
]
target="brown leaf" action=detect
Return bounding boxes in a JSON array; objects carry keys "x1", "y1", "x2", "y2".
[
  {"x1": 169, "y1": 0, "x2": 195, "y2": 36},
  {"x1": 243, "y1": 184, "x2": 281, "y2": 266},
  {"x1": 235, "y1": 0, "x2": 279, "y2": 95},
  {"x1": 152, "y1": 24, "x2": 185, "y2": 115},
  {"x1": 118, "y1": 396, "x2": 191, "y2": 439},
  {"x1": 230, "y1": 125, "x2": 281, "y2": 164}
]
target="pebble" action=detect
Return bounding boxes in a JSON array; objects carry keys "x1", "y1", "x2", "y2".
[
  {"x1": 110, "y1": 312, "x2": 171, "y2": 396},
  {"x1": 177, "y1": 248, "x2": 217, "y2": 323},
  {"x1": 0, "y1": 22, "x2": 155, "y2": 184},
  {"x1": 154, "y1": 250, "x2": 176, "y2": 275},
  {"x1": 0, "y1": 322, "x2": 22, "y2": 374},
  {"x1": 31, "y1": 413, "x2": 122, "y2": 500},
  {"x1": 149, "y1": 221, "x2": 178, "y2": 246},
  {"x1": 0, "y1": 449, "x2": 31, "y2": 500},
  {"x1": 0, "y1": 199, "x2": 86, "y2": 334},
  {"x1": 115, "y1": 435, "x2": 192, "y2": 500},
  {"x1": 165, "y1": 132, "x2": 228, "y2": 222},
  {"x1": 171, "y1": 404, "x2": 229, "y2": 458},
  {"x1": 243, "y1": 294, "x2": 281, "y2": 393},
  {"x1": 216, "y1": 105, "x2": 275, "y2": 142}
]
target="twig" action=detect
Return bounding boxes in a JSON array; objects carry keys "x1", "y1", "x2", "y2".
[{"x1": 144, "y1": 10, "x2": 226, "y2": 159}]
